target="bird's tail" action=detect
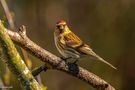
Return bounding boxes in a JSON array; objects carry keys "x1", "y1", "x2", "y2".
[{"x1": 89, "y1": 50, "x2": 117, "y2": 70}]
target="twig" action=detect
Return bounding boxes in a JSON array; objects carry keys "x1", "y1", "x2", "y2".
[
  {"x1": 32, "y1": 63, "x2": 48, "y2": 84},
  {"x1": 5, "y1": 25, "x2": 115, "y2": 90},
  {"x1": 0, "y1": 76, "x2": 6, "y2": 90},
  {"x1": 32, "y1": 64, "x2": 48, "y2": 77},
  {"x1": 3, "y1": 67, "x2": 10, "y2": 87},
  {"x1": 0, "y1": 0, "x2": 15, "y2": 30}
]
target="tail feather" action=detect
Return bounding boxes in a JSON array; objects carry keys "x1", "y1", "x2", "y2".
[
  {"x1": 89, "y1": 50, "x2": 117, "y2": 70},
  {"x1": 94, "y1": 53, "x2": 117, "y2": 70},
  {"x1": 78, "y1": 44, "x2": 117, "y2": 69}
]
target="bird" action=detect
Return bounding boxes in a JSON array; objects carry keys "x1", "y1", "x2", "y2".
[{"x1": 54, "y1": 20, "x2": 116, "y2": 69}]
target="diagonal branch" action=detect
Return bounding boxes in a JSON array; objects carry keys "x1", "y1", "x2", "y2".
[{"x1": 6, "y1": 25, "x2": 115, "y2": 90}]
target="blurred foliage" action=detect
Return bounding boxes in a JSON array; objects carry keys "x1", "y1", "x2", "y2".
[{"x1": 0, "y1": 0, "x2": 135, "y2": 90}]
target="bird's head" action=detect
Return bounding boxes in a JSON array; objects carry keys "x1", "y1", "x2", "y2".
[{"x1": 55, "y1": 20, "x2": 69, "y2": 34}]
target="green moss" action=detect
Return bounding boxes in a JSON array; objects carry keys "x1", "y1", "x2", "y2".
[{"x1": 0, "y1": 21, "x2": 43, "y2": 90}]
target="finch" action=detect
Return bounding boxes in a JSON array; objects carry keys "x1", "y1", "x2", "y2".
[{"x1": 54, "y1": 20, "x2": 116, "y2": 69}]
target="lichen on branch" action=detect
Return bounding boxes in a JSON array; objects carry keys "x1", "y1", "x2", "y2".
[{"x1": 0, "y1": 20, "x2": 44, "y2": 90}]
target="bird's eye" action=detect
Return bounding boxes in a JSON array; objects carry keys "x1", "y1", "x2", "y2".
[
  {"x1": 63, "y1": 24, "x2": 66, "y2": 28},
  {"x1": 56, "y1": 25, "x2": 61, "y2": 29}
]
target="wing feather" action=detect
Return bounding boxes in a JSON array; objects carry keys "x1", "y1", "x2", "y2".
[{"x1": 63, "y1": 32, "x2": 83, "y2": 48}]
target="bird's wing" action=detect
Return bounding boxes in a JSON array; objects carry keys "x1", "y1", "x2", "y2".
[
  {"x1": 63, "y1": 32, "x2": 94, "y2": 55},
  {"x1": 78, "y1": 44, "x2": 93, "y2": 55},
  {"x1": 63, "y1": 32, "x2": 83, "y2": 48}
]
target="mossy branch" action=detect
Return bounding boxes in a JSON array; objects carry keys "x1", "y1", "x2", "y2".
[{"x1": 0, "y1": 20, "x2": 44, "y2": 90}]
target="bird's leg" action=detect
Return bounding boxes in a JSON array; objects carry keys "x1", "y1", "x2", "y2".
[
  {"x1": 60, "y1": 57, "x2": 78, "y2": 64},
  {"x1": 60, "y1": 57, "x2": 71, "y2": 62},
  {"x1": 73, "y1": 59, "x2": 79, "y2": 64}
]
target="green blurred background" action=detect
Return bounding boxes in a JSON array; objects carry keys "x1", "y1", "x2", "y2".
[{"x1": 0, "y1": 0, "x2": 135, "y2": 90}]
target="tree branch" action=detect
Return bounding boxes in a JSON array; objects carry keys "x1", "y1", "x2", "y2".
[
  {"x1": 0, "y1": 20, "x2": 44, "y2": 90},
  {"x1": 5, "y1": 24, "x2": 115, "y2": 90}
]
